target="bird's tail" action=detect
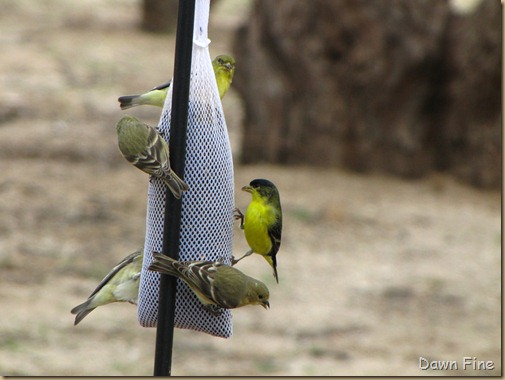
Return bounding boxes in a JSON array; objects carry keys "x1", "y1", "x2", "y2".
[
  {"x1": 148, "y1": 251, "x2": 180, "y2": 278},
  {"x1": 265, "y1": 254, "x2": 279, "y2": 284},
  {"x1": 118, "y1": 95, "x2": 141, "y2": 110},
  {"x1": 162, "y1": 172, "x2": 189, "y2": 200},
  {"x1": 70, "y1": 300, "x2": 95, "y2": 326}
]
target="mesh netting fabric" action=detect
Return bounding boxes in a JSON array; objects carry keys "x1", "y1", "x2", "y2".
[{"x1": 137, "y1": 0, "x2": 234, "y2": 338}]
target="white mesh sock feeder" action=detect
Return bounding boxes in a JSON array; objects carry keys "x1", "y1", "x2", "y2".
[{"x1": 136, "y1": 0, "x2": 234, "y2": 375}]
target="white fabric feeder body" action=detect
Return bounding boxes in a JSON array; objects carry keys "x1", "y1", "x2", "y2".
[{"x1": 138, "y1": 0, "x2": 234, "y2": 338}]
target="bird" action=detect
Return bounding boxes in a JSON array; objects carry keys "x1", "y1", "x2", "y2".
[
  {"x1": 148, "y1": 251, "x2": 270, "y2": 315},
  {"x1": 233, "y1": 179, "x2": 282, "y2": 283},
  {"x1": 212, "y1": 54, "x2": 235, "y2": 99},
  {"x1": 116, "y1": 115, "x2": 188, "y2": 199},
  {"x1": 71, "y1": 249, "x2": 143, "y2": 325},
  {"x1": 117, "y1": 54, "x2": 236, "y2": 110}
]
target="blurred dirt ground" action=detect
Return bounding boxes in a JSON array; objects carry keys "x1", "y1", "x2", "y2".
[{"x1": 0, "y1": 0, "x2": 501, "y2": 376}]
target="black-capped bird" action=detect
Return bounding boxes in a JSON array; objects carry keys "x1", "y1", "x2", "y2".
[
  {"x1": 116, "y1": 115, "x2": 188, "y2": 199},
  {"x1": 148, "y1": 251, "x2": 270, "y2": 315},
  {"x1": 118, "y1": 54, "x2": 236, "y2": 110},
  {"x1": 71, "y1": 249, "x2": 143, "y2": 325},
  {"x1": 234, "y1": 179, "x2": 282, "y2": 283}
]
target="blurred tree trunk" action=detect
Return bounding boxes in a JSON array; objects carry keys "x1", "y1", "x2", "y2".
[
  {"x1": 142, "y1": 0, "x2": 178, "y2": 34},
  {"x1": 441, "y1": 0, "x2": 501, "y2": 187},
  {"x1": 233, "y1": 0, "x2": 501, "y2": 188}
]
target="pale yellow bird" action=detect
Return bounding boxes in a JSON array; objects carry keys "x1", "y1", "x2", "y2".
[
  {"x1": 71, "y1": 249, "x2": 143, "y2": 325},
  {"x1": 118, "y1": 54, "x2": 236, "y2": 109}
]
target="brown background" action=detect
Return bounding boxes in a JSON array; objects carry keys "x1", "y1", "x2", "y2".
[{"x1": 0, "y1": 0, "x2": 500, "y2": 376}]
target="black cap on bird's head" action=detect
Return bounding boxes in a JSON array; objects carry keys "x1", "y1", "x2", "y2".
[
  {"x1": 242, "y1": 178, "x2": 279, "y2": 198},
  {"x1": 250, "y1": 179, "x2": 275, "y2": 188}
]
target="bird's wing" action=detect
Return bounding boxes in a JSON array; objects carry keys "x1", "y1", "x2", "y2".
[
  {"x1": 87, "y1": 250, "x2": 142, "y2": 298},
  {"x1": 151, "y1": 80, "x2": 172, "y2": 91},
  {"x1": 268, "y1": 213, "x2": 282, "y2": 256},
  {"x1": 176, "y1": 261, "x2": 223, "y2": 302},
  {"x1": 139, "y1": 125, "x2": 171, "y2": 176}
]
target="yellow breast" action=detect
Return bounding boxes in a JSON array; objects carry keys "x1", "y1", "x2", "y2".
[{"x1": 244, "y1": 200, "x2": 275, "y2": 255}]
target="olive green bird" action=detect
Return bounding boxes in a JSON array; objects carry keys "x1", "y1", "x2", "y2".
[
  {"x1": 118, "y1": 54, "x2": 236, "y2": 110},
  {"x1": 71, "y1": 249, "x2": 143, "y2": 325},
  {"x1": 148, "y1": 251, "x2": 270, "y2": 315},
  {"x1": 233, "y1": 179, "x2": 282, "y2": 284},
  {"x1": 116, "y1": 115, "x2": 188, "y2": 199}
]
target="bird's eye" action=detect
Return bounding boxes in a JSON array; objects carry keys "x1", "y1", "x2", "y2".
[
  {"x1": 218, "y1": 58, "x2": 223, "y2": 64},
  {"x1": 258, "y1": 294, "x2": 264, "y2": 299}
]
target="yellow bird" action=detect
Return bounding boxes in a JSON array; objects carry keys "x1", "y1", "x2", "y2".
[
  {"x1": 234, "y1": 179, "x2": 282, "y2": 283},
  {"x1": 118, "y1": 54, "x2": 236, "y2": 109},
  {"x1": 71, "y1": 249, "x2": 143, "y2": 325}
]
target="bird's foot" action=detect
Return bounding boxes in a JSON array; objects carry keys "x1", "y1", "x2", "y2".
[
  {"x1": 233, "y1": 208, "x2": 245, "y2": 229},
  {"x1": 231, "y1": 250, "x2": 253, "y2": 266},
  {"x1": 203, "y1": 304, "x2": 225, "y2": 316}
]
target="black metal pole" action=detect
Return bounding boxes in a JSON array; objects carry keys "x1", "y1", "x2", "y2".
[{"x1": 154, "y1": 0, "x2": 195, "y2": 376}]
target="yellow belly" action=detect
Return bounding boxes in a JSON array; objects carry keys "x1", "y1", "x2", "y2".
[{"x1": 244, "y1": 202, "x2": 274, "y2": 255}]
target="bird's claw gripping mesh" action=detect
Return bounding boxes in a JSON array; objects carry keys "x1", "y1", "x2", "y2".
[{"x1": 137, "y1": 0, "x2": 234, "y2": 338}]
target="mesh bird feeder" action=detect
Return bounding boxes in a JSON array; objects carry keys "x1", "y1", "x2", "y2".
[{"x1": 136, "y1": 0, "x2": 234, "y2": 374}]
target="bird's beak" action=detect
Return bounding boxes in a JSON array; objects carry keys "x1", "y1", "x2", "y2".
[
  {"x1": 262, "y1": 301, "x2": 270, "y2": 310},
  {"x1": 242, "y1": 185, "x2": 253, "y2": 193},
  {"x1": 224, "y1": 63, "x2": 232, "y2": 71}
]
